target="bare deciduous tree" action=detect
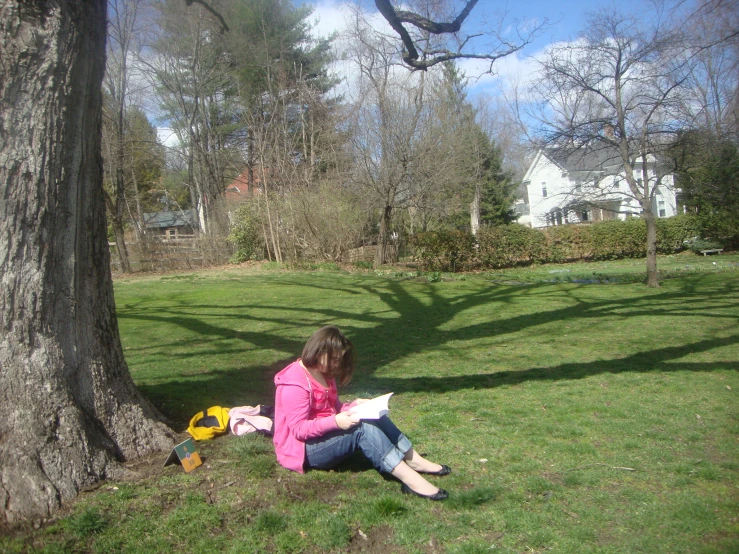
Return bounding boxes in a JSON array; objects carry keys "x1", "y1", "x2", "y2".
[
  {"x1": 346, "y1": 10, "x2": 430, "y2": 266},
  {"x1": 103, "y1": 0, "x2": 151, "y2": 271},
  {"x1": 531, "y1": 8, "x2": 689, "y2": 287},
  {"x1": 678, "y1": 0, "x2": 739, "y2": 140}
]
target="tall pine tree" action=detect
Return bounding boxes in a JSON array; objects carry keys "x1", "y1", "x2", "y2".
[{"x1": 433, "y1": 63, "x2": 516, "y2": 233}]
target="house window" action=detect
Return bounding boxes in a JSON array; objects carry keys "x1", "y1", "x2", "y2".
[
  {"x1": 541, "y1": 182, "x2": 547, "y2": 198},
  {"x1": 581, "y1": 211, "x2": 589, "y2": 221},
  {"x1": 658, "y1": 200, "x2": 666, "y2": 218}
]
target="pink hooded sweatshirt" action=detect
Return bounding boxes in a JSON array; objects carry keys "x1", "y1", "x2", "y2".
[{"x1": 273, "y1": 360, "x2": 356, "y2": 473}]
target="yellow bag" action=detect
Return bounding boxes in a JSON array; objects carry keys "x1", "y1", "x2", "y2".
[{"x1": 187, "y1": 406, "x2": 231, "y2": 440}]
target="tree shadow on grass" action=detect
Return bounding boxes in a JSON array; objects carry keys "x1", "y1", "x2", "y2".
[
  {"x1": 118, "y1": 272, "x2": 739, "y2": 426},
  {"x1": 365, "y1": 334, "x2": 739, "y2": 394},
  {"x1": 137, "y1": 333, "x2": 738, "y2": 429}
]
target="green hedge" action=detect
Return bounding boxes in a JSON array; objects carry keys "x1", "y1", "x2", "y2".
[
  {"x1": 410, "y1": 230, "x2": 476, "y2": 272},
  {"x1": 656, "y1": 214, "x2": 703, "y2": 253},
  {"x1": 411, "y1": 215, "x2": 704, "y2": 271},
  {"x1": 544, "y1": 224, "x2": 595, "y2": 262},
  {"x1": 477, "y1": 225, "x2": 548, "y2": 268},
  {"x1": 588, "y1": 219, "x2": 646, "y2": 260}
]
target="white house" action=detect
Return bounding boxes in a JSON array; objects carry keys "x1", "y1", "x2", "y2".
[{"x1": 516, "y1": 147, "x2": 678, "y2": 229}]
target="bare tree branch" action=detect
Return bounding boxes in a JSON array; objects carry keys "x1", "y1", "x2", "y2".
[
  {"x1": 394, "y1": 1, "x2": 478, "y2": 34},
  {"x1": 184, "y1": 0, "x2": 229, "y2": 33},
  {"x1": 374, "y1": 0, "x2": 542, "y2": 71}
]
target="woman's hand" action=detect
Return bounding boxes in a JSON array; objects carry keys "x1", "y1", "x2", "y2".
[
  {"x1": 335, "y1": 412, "x2": 360, "y2": 430},
  {"x1": 353, "y1": 398, "x2": 370, "y2": 405}
]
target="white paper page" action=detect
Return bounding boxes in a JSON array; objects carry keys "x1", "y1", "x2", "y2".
[{"x1": 348, "y1": 392, "x2": 394, "y2": 420}]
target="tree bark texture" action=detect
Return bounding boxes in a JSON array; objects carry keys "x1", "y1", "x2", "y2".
[
  {"x1": 0, "y1": 0, "x2": 174, "y2": 524},
  {"x1": 470, "y1": 183, "x2": 481, "y2": 236},
  {"x1": 643, "y1": 209, "x2": 659, "y2": 288},
  {"x1": 374, "y1": 204, "x2": 395, "y2": 267},
  {"x1": 105, "y1": 193, "x2": 132, "y2": 273}
]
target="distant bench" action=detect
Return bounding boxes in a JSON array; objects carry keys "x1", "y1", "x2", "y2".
[{"x1": 700, "y1": 249, "x2": 723, "y2": 256}]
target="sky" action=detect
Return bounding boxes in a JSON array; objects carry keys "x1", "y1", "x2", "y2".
[
  {"x1": 157, "y1": 0, "x2": 667, "y2": 146},
  {"x1": 302, "y1": 0, "x2": 657, "y2": 97},
  {"x1": 305, "y1": 0, "x2": 656, "y2": 45}
]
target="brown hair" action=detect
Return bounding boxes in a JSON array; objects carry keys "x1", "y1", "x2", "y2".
[{"x1": 301, "y1": 325, "x2": 355, "y2": 386}]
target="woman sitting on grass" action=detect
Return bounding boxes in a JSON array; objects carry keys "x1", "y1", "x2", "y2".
[{"x1": 273, "y1": 325, "x2": 450, "y2": 501}]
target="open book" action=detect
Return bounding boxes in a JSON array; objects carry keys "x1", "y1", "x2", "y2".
[{"x1": 348, "y1": 392, "x2": 393, "y2": 420}]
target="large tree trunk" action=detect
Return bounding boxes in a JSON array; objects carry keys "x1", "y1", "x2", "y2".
[
  {"x1": 644, "y1": 209, "x2": 659, "y2": 288},
  {"x1": 0, "y1": 0, "x2": 174, "y2": 525},
  {"x1": 374, "y1": 204, "x2": 393, "y2": 267}
]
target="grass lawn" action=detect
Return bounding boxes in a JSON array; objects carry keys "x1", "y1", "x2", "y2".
[{"x1": 2, "y1": 253, "x2": 738, "y2": 553}]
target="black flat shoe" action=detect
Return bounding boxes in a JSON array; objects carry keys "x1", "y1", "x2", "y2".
[
  {"x1": 418, "y1": 464, "x2": 451, "y2": 476},
  {"x1": 401, "y1": 483, "x2": 449, "y2": 501}
]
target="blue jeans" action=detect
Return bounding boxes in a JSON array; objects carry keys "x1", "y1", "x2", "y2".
[{"x1": 305, "y1": 416, "x2": 412, "y2": 474}]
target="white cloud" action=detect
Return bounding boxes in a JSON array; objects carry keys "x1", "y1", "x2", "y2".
[
  {"x1": 156, "y1": 127, "x2": 180, "y2": 148},
  {"x1": 308, "y1": 1, "x2": 395, "y2": 43},
  {"x1": 461, "y1": 37, "x2": 585, "y2": 102},
  {"x1": 462, "y1": 51, "x2": 541, "y2": 95},
  {"x1": 308, "y1": 0, "x2": 350, "y2": 39},
  {"x1": 307, "y1": 1, "x2": 405, "y2": 102}
]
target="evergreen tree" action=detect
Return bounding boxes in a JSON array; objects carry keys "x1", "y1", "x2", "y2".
[
  {"x1": 432, "y1": 62, "x2": 516, "y2": 232},
  {"x1": 672, "y1": 130, "x2": 739, "y2": 243},
  {"x1": 473, "y1": 128, "x2": 517, "y2": 227}
]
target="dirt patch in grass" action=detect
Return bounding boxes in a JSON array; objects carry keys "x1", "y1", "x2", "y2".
[{"x1": 346, "y1": 525, "x2": 400, "y2": 553}]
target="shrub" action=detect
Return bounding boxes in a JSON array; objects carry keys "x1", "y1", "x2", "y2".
[
  {"x1": 685, "y1": 238, "x2": 724, "y2": 253},
  {"x1": 411, "y1": 230, "x2": 477, "y2": 272},
  {"x1": 589, "y1": 219, "x2": 646, "y2": 260},
  {"x1": 409, "y1": 214, "x2": 721, "y2": 271},
  {"x1": 477, "y1": 224, "x2": 548, "y2": 268},
  {"x1": 656, "y1": 214, "x2": 702, "y2": 253},
  {"x1": 544, "y1": 224, "x2": 591, "y2": 262},
  {"x1": 696, "y1": 212, "x2": 739, "y2": 249},
  {"x1": 288, "y1": 180, "x2": 367, "y2": 262},
  {"x1": 544, "y1": 215, "x2": 702, "y2": 261},
  {"x1": 227, "y1": 202, "x2": 263, "y2": 263}
]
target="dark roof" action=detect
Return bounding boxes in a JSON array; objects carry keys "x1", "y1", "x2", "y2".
[
  {"x1": 544, "y1": 146, "x2": 624, "y2": 177},
  {"x1": 143, "y1": 209, "x2": 196, "y2": 229}
]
